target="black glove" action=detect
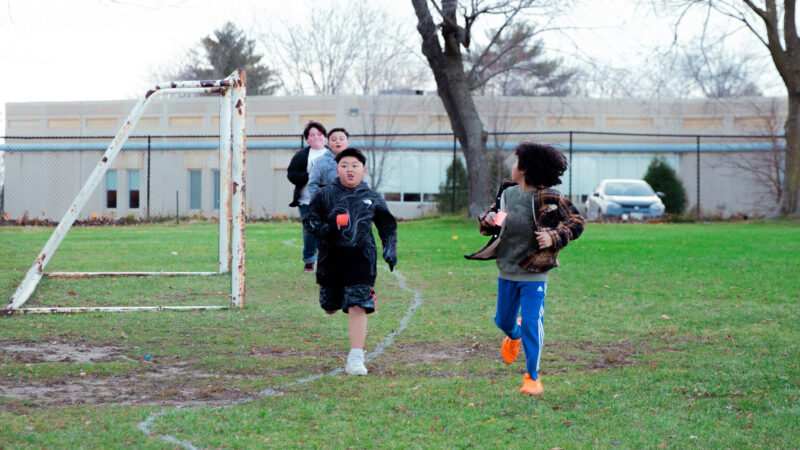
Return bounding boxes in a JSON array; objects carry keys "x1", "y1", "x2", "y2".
[{"x1": 382, "y1": 244, "x2": 397, "y2": 272}]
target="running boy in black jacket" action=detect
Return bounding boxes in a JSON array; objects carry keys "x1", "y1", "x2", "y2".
[{"x1": 303, "y1": 148, "x2": 398, "y2": 375}]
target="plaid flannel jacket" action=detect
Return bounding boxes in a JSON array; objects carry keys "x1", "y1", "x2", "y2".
[
  {"x1": 473, "y1": 184, "x2": 585, "y2": 273},
  {"x1": 518, "y1": 188, "x2": 585, "y2": 273}
]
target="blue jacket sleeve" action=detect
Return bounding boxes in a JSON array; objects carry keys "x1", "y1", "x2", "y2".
[{"x1": 307, "y1": 163, "x2": 323, "y2": 200}]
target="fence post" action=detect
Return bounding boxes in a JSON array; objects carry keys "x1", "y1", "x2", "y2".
[
  {"x1": 452, "y1": 134, "x2": 457, "y2": 213},
  {"x1": 696, "y1": 136, "x2": 701, "y2": 220},
  {"x1": 176, "y1": 182, "x2": 180, "y2": 224},
  {"x1": 569, "y1": 131, "x2": 573, "y2": 202},
  {"x1": 146, "y1": 135, "x2": 151, "y2": 220}
]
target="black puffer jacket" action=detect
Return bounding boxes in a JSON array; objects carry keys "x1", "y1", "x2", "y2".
[
  {"x1": 303, "y1": 179, "x2": 397, "y2": 286},
  {"x1": 287, "y1": 146, "x2": 310, "y2": 207}
]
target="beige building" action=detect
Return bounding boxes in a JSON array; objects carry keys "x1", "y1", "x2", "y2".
[{"x1": 2, "y1": 94, "x2": 787, "y2": 220}]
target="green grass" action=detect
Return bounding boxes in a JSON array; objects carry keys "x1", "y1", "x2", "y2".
[{"x1": 0, "y1": 218, "x2": 798, "y2": 448}]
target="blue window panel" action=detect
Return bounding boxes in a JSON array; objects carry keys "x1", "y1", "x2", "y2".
[
  {"x1": 128, "y1": 170, "x2": 140, "y2": 190},
  {"x1": 213, "y1": 170, "x2": 220, "y2": 210},
  {"x1": 106, "y1": 170, "x2": 117, "y2": 190},
  {"x1": 189, "y1": 170, "x2": 202, "y2": 210}
]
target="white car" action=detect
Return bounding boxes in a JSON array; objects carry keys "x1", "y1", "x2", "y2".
[{"x1": 584, "y1": 179, "x2": 665, "y2": 221}]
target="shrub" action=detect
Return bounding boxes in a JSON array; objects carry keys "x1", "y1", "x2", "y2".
[
  {"x1": 436, "y1": 158, "x2": 468, "y2": 214},
  {"x1": 644, "y1": 157, "x2": 687, "y2": 215},
  {"x1": 487, "y1": 149, "x2": 511, "y2": 192}
]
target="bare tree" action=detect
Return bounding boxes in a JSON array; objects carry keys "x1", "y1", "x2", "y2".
[
  {"x1": 262, "y1": 0, "x2": 425, "y2": 95},
  {"x1": 663, "y1": 0, "x2": 799, "y2": 216},
  {"x1": 467, "y1": 23, "x2": 576, "y2": 96},
  {"x1": 720, "y1": 99, "x2": 786, "y2": 210},
  {"x1": 479, "y1": 97, "x2": 521, "y2": 190},
  {"x1": 263, "y1": 4, "x2": 360, "y2": 94},
  {"x1": 680, "y1": 46, "x2": 763, "y2": 98},
  {"x1": 411, "y1": 0, "x2": 572, "y2": 217},
  {"x1": 356, "y1": 95, "x2": 417, "y2": 192}
]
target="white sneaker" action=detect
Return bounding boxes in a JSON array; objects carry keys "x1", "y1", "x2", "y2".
[{"x1": 345, "y1": 348, "x2": 368, "y2": 375}]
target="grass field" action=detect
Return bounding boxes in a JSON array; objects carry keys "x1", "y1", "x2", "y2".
[{"x1": 0, "y1": 218, "x2": 798, "y2": 448}]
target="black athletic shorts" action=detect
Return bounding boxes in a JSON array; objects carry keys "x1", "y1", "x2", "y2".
[{"x1": 319, "y1": 284, "x2": 376, "y2": 314}]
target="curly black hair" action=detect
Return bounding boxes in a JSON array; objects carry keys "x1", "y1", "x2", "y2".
[{"x1": 515, "y1": 141, "x2": 568, "y2": 188}]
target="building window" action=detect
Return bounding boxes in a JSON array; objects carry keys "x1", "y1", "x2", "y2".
[
  {"x1": 106, "y1": 170, "x2": 117, "y2": 209},
  {"x1": 189, "y1": 170, "x2": 202, "y2": 210},
  {"x1": 128, "y1": 169, "x2": 140, "y2": 209},
  {"x1": 382, "y1": 192, "x2": 434, "y2": 203},
  {"x1": 213, "y1": 169, "x2": 220, "y2": 210}
]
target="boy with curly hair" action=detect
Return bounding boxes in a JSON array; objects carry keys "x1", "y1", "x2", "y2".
[{"x1": 468, "y1": 142, "x2": 585, "y2": 395}]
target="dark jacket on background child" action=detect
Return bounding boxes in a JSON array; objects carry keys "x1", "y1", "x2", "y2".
[
  {"x1": 287, "y1": 146, "x2": 311, "y2": 207},
  {"x1": 303, "y1": 179, "x2": 397, "y2": 286}
]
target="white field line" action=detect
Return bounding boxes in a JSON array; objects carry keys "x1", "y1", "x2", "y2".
[{"x1": 137, "y1": 238, "x2": 422, "y2": 449}]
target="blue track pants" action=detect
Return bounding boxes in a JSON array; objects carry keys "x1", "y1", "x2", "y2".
[{"x1": 494, "y1": 278, "x2": 546, "y2": 379}]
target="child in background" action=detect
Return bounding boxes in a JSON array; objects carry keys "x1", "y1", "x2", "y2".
[
  {"x1": 287, "y1": 121, "x2": 329, "y2": 272},
  {"x1": 471, "y1": 142, "x2": 584, "y2": 395},
  {"x1": 307, "y1": 127, "x2": 351, "y2": 200},
  {"x1": 303, "y1": 148, "x2": 398, "y2": 375}
]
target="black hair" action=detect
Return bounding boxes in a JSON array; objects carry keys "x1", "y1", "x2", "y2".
[
  {"x1": 327, "y1": 127, "x2": 350, "y2": 138},
  {"x1": 514, "y1": 141, "x2": 568, "y2": 188},
  {"x1": 335, "y1": 148, "x2": 367, "y2": 165},
  {"x1": 302, "y1": 120, "x2": 327, "y2": 139}
]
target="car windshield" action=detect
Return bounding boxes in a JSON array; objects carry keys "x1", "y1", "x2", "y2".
[{"x1": 605, "y1": 181, "x2": 655, "y2": 196}]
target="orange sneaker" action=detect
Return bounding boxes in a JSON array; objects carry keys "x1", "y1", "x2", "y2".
[
  {"x1": 501, "y1": 317, "x2": 522, "y2": 364},
  {"x1": 501, "y1": 336, "x2": 521, "y2": 364},
  {"x1": 519, "y1": 373, "x2": 543, "y2": 396}
]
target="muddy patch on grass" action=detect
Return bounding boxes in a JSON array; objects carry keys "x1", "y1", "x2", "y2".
[
  {"x1": 372, "y1": 338, "x2": 643, "y2": 376},
  {"x1": 0, "y1": 336, "x2": 661, "y2": 410},
  {"x1": 0, "y1": 372, "x2": 254, "y2": 409},
  {"x1": 2, "y1": 341, "x2": 128, "y2": 364},
  {"x1": 0, "y1": 363, "x2": 258, "y2": 409},
  {"x1": 379, "y1": 341, "x2": 490, "y2": 364},
  {"x1": 0, "y1": 341, "x2": 262, "y2": 410},
  {"x1": 544, "y1": 339, "x2": 638, "y2": 373}
]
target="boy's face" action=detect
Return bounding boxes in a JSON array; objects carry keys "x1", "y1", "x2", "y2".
[
  {"x1": 511, "y1": 156, "x2": 526, "y2": 185},
  {"x1": 337, "y1": 156, "x2": 367, "y2": 188},
  {"x1": 305, "y1": 127, "x2": 326, "y2": 150},
  {"x1": 328, "y1": 131, "x2": 349, "y2": 154}
]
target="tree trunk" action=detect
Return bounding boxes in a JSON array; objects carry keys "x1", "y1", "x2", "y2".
[
  {"x1": 780, "y1": 93, "x2": 800, "y2": 216},
  {"x1": 442, "y1": 68, "x2": 491, "y2": 218},
  {"x1": 743, "y1": 0, "x2": 800, "y2": 216},
  {"x1": 411, "y1": 0, "x2": 491, "y2": 217}
]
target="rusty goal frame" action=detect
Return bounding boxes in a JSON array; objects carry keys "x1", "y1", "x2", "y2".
[{"x1": 2, "y1": 69, "x2": 247, "y2": 316}]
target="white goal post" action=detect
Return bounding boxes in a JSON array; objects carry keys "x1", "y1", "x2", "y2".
[{"x1": 2, "y1": 69, "x2": 247, "y2": 315}]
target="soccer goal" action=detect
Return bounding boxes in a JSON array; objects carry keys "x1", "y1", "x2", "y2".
[{"x1": 2, "y1": 70, "x2": 247, "y2": 316}]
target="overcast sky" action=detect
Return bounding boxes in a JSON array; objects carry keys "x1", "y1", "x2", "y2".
[{"x1": 0, "y1": 0, "x2": 784, "y2": 132}]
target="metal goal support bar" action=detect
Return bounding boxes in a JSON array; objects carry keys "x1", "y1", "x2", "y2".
[{"x1": 3, "y1": 70, "x2": 247, "y2": 315}]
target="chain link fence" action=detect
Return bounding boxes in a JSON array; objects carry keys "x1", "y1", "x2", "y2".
[{"x1": 0, "y1": 131, "x2": 785, "y2": 222}]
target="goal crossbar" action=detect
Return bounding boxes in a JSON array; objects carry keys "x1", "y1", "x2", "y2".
[{"x1": 3, "y1": 70, "x2": 247, "y2": 316}]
